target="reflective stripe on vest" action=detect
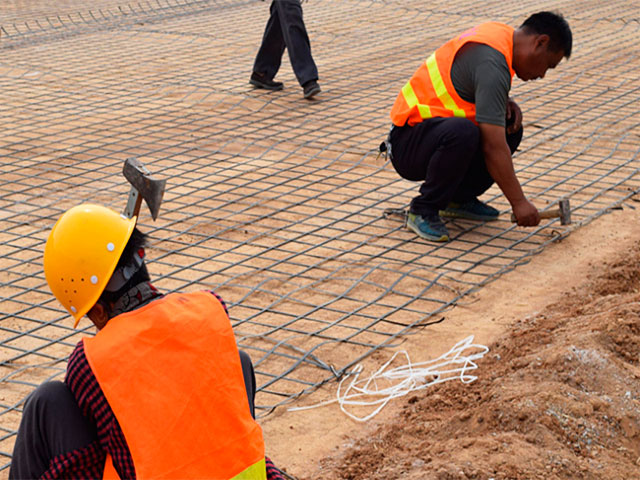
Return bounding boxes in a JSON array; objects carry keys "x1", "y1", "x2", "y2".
[
  {"x1": 425, "y1": 53, "x2": 467, "y2": 118},
  {"x1": 103, "y1": 455, "x2": 266, "y2": 480},
  {"x1": 391, "y1": 22, "x2": 515, "y2": 127},
  {"x1": 85, "y1": 291, "x2": 266, "y2": 480},
  {"x1": 401, "y1": 82, "x2": 432, "y2": 118}
]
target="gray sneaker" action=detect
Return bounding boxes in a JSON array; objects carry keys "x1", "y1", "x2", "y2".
[{"x1": 407, "y1": 213, "x2": 450, "y2": 242}]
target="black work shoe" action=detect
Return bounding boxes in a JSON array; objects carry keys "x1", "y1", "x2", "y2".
[
  {"x1": 250, "y1": 72, "x2": 284, "y2": 91},
  {"x1": 439, "y1": 198, "x2": 500, "y2": 221},
  {"x1": 303, "y1": 80, "x2": 321, "y2": 99}
]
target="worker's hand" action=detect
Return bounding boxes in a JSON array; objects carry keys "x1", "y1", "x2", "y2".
[
  {"x1": 512, "y1": 198, "x2": 540, "y2": 226},
  {"x1": 506, "y1": 98, "x2": 522, "y2": 134}
]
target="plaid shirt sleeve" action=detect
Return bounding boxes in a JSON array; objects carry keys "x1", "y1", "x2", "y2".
[
  {"x1": 64, "y1": 340, "x2": 136, "y2": 479},
  {"x1": 265, "y1": 456, "x2": 287, "y2": 480},
  {"x1": 39, "y1": 441, "x2": 104, "y2": 480}
]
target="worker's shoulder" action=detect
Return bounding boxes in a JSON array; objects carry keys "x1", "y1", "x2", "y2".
[
  {"x1": 456, "y1": 42, "x2": 509, "y2": 68},
  {"x1": 455, "y1": 43, "x2": 511, "y2": 89}
]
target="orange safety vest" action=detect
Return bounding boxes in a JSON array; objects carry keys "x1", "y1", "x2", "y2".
[
  {"x1": 83, "y1": 291, "x2": 266, "y2": 480},
  {"x1": 390, "y1": 22, "x2": 515, "y2": 127}
]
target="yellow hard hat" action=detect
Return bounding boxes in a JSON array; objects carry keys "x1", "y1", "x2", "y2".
[{"x1": 44, "y1": 204, "x2": 137, "y2": 327}]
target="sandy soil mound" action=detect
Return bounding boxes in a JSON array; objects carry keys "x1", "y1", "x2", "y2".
[{"x1": 317, "y1": 242, "x2": 640, "y2": 479}]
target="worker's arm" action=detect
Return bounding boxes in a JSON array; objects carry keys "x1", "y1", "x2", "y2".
[
  {"x1": 506, "y1": 98, "x2": 522, "y2": 134},
  {"x1": 478, "y1": 122, "x2": 540, "y2": 226}
]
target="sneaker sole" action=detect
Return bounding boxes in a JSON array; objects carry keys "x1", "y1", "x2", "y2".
[
  {"x1": 406, "y1": 221, "x2": 449, "y2": 242},
  {"x1": 439, "y1": 209, "x2": 499, "y2": 222},
  {"x1": 249, "y1": 79, "x2": 284, "y2": 91}
]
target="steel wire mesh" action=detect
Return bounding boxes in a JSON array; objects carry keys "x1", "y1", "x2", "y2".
[{"x1": 1, "y1": 0, "x2": 639, "y2": 469}]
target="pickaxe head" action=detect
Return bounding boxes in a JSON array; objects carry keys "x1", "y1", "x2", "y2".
[{"x1": 122, "y1": 157, "x2": 166, "y2": 221}]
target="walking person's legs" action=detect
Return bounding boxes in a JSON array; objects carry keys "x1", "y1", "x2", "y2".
[
  {"x1": 274, "y1": 0, "x2": 320, "y2": 98},
  {"x1": 251, "y1": 1, "x2": 286, "y2": 90}
]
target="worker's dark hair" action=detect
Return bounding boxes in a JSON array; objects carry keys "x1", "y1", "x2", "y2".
[
  {"x1": 99, "y1": 227, "x2": 150, "y2": 306},
  {"x1": 116, "y1": 227, "x2": 147, "y2": 272},
  {"x1": 521, "y1": 11, "x2": 572, "y2": 59}
]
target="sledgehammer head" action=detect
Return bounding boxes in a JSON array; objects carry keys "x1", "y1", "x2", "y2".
[
  {"x1": 511, "y1": 198, "x2": 572, "y2": 225},
  {"x1": 122, "y1": 157, "x2": 166, "y2": 221},
  {"x1": 558, "y1": 198, "x2": 571, "y2": 225}
]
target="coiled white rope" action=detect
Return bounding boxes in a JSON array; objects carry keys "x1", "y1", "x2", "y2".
[{"x1": 289, "y1": 336, "x2": 489, "y2": 422}]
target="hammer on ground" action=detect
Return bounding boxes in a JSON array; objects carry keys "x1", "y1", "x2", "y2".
[
  {"x1": 511, "y1": 198, "x2": 571, "y2": 225},
  {"x1": 122, "y1": 157, "x2": 166, "y2": 221}
]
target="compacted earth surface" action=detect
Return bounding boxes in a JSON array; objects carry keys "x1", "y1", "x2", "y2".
[{"x1": 313, "y1": 239, "x2": 640, "y2": 479}]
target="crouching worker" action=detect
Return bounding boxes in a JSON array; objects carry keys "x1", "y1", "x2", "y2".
[
  {"x1": 10, "y1": 204, "x2": 285, "y2": 480},
  {"x1": 386, "y1": 11, "x2": 572, "y2": 242}
]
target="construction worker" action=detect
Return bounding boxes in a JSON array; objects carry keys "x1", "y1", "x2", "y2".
[
  {"x1": 385, "y1": 11, "x2": 572, "y2": 242},
  {"x1": 9, "y1": 204, "x2": 285, "y2": 479},
  {"x1": 250, "y1": 0, "x2": 321, "y2": 99}
]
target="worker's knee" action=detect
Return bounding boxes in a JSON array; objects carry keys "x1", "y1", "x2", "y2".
[
  {"x1": 239, "y1": 350, "x2": 256, "y2": 391},
  {"x1": 445, "y1": 118, "x2": 480, "y2": 149},
  {"x1": 238, "y1": 350, "x2": 257, "y2": 418},
  {"x1": 506, "y1": 126, "x2": 523, "y2": 154},
  {"x1": 23, "y1": 381, "x2": 71, "y2": 416}
]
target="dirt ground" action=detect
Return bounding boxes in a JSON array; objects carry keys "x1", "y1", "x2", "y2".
[{"x1": 261, "y1": 205, "x2": 640, "y2": 479}]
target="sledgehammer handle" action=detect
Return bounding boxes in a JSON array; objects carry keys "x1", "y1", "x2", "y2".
[{"x1": 510, "y1": 208, "x2": 561, "y2": 223}]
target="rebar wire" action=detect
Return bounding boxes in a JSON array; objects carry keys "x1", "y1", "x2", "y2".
[{"x1": 1, "y1": 0, "x2": 639, "y2": 469}]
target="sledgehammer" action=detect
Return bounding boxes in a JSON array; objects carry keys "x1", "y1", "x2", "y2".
[
  {"x1": 122, "y1": 157, "x2": 166, "y2": 221},
  {"x1": 510, "y1": 198, "x2": 571, "y2": 225}
]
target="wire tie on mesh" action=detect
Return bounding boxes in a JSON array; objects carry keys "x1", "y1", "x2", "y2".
[
  {"x1": 279, "y1": 469, "x2": 299, "y2": 480},
  {"x1": 382, "y1": 207, "x2": 407, "y2": 221},
  {"x1": 550, "y1": 229, "x2": 562, "y2": 239},
  {"x1": 288, "y1": 335, "x2": 489, "y2": 422}
]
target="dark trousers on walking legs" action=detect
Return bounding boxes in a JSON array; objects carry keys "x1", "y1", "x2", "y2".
[
  {"x1": 389, "y1": 117, "x2": 523, "y2": 217},
  {"x1": 9, "y1": 351, "x2": 259, "y2": 479},
  {"x1": 253, "y1": 0, "x2": 318, "y2": 87}
]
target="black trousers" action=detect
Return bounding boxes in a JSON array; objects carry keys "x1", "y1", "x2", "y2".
[
  {"x1": 9, "y1": 351, "x2": 258, "y2": 479},
  {"x1": 253, "y1": 0, "x2": 318, "y2": 87},
  {"x1": 389, "y1": 117, "x2": 523, "y2": 217}
]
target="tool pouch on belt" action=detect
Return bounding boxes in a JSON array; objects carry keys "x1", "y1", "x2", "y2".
[
  {"x1": 377, "y1": 141, "x2": 387, "y2": 160},
  {"x1": 376, "y1": 125, "x2": 394, "y2": 162}
]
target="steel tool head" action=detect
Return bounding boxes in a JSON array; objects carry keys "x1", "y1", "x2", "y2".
[
  {"x1": 558, "y1": 198, "x2": 571, "y2": 225},
  {"x1": 123, "y1": 157, "x2": 166, "y2": 220}
]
